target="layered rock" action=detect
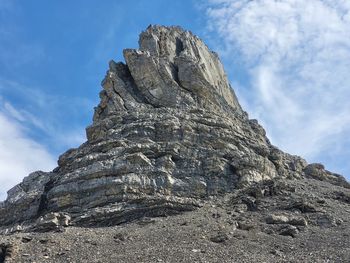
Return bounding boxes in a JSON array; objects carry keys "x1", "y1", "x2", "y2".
[{"x1": 0, "y1": 25, "x2": 348, "y2": 229}]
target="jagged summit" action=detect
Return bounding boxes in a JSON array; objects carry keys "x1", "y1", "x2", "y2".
[
  {"x1": 92, "y1": 25, "x2": 243, "y2": 125},
  {"x1": 132, "y1": 25, "x2": 242, "y2": 110},
  {"x1": 0, "y1": 25, "x2": 348, "y2": 232}
]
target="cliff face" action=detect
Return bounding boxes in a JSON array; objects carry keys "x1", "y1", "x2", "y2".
[{"x1": 0, "y1": 25, "x2": 348, "y2": 229}]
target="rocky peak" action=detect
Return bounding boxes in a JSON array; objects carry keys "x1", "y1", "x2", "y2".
[
  {"x1": 0, "y1": 25, "x2": 348, "y2": 231},
  {"x1": 137, "y1": 25, "x2": 241, "y2": 110},
  {"x1": 93, "y1": 25, "x2": 242, "y2": 124}
]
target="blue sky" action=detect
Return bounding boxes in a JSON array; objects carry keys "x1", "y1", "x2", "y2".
[{"x1": 1, "y1": 0, "x2": 349, "y2": 199}]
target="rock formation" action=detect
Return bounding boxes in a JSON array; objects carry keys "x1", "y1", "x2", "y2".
[{"x1": 0, "y1": 25, "x2": 348, "y2": 234}]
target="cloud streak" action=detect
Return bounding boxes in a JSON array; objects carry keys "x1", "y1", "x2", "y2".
[
  {"x1": 205, "y1": 0, "x2": 350, "y2": 176},
  {"x1": 0, "y1": 110, "x2": 56, "y2": 201},
  {"x1": 0, "y1": 79, "x2": 89, "y2": 150},
  {"x1": 0, "y1": 81, "x2": 89, "y2": 200}
]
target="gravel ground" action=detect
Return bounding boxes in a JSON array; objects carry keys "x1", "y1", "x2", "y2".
[{"x1": 1, "y1": 178, "x2": 349, "y2": 263}]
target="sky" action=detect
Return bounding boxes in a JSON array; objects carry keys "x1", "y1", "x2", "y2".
[{"x1": 0, "y1": 0, "x2": 349, "y2": 200}]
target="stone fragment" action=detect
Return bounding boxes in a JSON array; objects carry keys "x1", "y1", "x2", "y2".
[
  {"x1": 237, "y1": 221, "x2": 255, "y2": 231},
  {"x1": 33, "y1": 213, "x2": 71, "y2": 232},
  {"x1": 21, "y1": 236, "x2": 33, "y2": 243},
  {"x1": 210, "y1": 232, "x2": 229, "y2": 243},
  {"x1": 304, "y1": 163, "x2": 349, "y2": 188},
  {"x1": 113, "y1": 233, "x2": 127, "y2": 242},
  {"x1": 270, "y1": 249, "x2": 284, "y2": 257},
  {"x1": 287, "y1": 200, "x2": 317, "y2": 213},
  {"x1": 333, "y1": 191, "x2": 350, "y2": 204},
  {"x1": 279, "y1": 225, "x2": 299, "y2": 238},
  {"x1": 315, "y1": 214, "x2": 339, "y2": 228},
  {"x1": 266, "y1": 215, "x2": 290, "y2": 224},
  {"x1": 266, "y1": 214, "x2": 307, "y2": 226}
]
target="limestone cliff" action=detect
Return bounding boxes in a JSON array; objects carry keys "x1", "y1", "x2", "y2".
[{"x1": 0, "y1": 25, "x2": 348, "y2": 229}]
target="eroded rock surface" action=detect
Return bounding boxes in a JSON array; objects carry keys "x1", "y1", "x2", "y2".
[
  {"x1": 0, "y1": 25, "x2": 348, "y2": 231},
  {"x1": 1, "y1": 178, "x2": 350, "y2": 262}
]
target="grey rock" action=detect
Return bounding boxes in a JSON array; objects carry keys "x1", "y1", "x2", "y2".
[
  {"x1": 333, "y1": 191, "x2": 350, "y2": 204},
  {"x1": 266, "y1": 214, "x2": 307, "y2": 226},
  {"x1": 266, "y1": 215, "x2": 290, "y2": 224},
  {"x1": 2, "y1": 175, "x2": 349, "y2": 262},
  {"x1": 209, "y1": 232, "x2": 229, "y2": 243},
  {"x1": 304, "y1": 163, "x2": 349, "y2": 188},
  {"x1": 0, "y1": 243, "x2": 15, "y2": 262},
  {"x1": 270, "y1": 249, "x2": 284, "y2": 257},
  {"x1": 278, "y1": 225, "x2": 299, "y2": 238},
  {"x1": 0, "y1": 25, "x2": 348, "y2": 231},
  {"x1": 237, "y1": 221, "x2": 255, "y2": 231},
  {"x1": 113, "y1": 232, "x2": 127, "y2": 242},
  {"x1": 287, "y1": 200, "x2": 317, "y2": 213},
  {"x1": 21, "y1": 236, "x2": 33, "y2": 243},
  {"x1": 33, "y1": 213, "x2": 71, "y2": 232},
  {"x1": 314, "y1": 214, "x2": 339, "y2": 228},
  {"x1": 0, "y1": 171, "x2": 52, "y2": 226}
]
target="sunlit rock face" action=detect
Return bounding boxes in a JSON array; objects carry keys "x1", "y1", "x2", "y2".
[{"x1": 0, "y1": 25, "x2": 348, "y2": 228}]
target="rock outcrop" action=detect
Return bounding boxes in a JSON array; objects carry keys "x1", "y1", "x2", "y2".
[{"x1": 0, "y1": 25, "x2": 348, "y2": 230}]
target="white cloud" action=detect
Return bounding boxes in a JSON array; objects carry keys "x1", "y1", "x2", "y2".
[
  {"x1": 205, "y1": 0, "x2": 350, "y2": 176},
  {"x1": 0, "y1": 80, "x2": 89, "y2": 201},
  {"x1": 0, "y1": 75, "x2": 92, "y2": 201},
  {"x1": 0, "y1": 109, "x2": 56, "y2": 201},
  {"x1": 0, "y1": 79, "x2": 89, "y2": 151},
  {"x1": 0, "y1": 77, "x2": 91, "y2": 201}
]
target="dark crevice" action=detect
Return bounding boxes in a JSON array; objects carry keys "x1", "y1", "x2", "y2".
[
  {"x1": 37, "y1": 178, "x2": 56, "y2": 216},
  {"x1": 112, "y1": 81, "x2": 128, "y2": 111},
  {"x1": 225, "y1": 164, "x2": 240, "y2": 191},
  {"x1": 114, "y1": 62, "x2": 154, "y2": 107},
  {"x1": 117, "y1": 63, "x2": 145, "y2": 102},
  {"x1": 157, "y1": 39, "x2": 162, "y2": 55},
  {"x1": 175, "y1": 37, "x2": 184, "y2": 56},
  {"x1": 171, "y1": 155, "x2": 181, "y2": 164},
  {"x1": 170, "y1": 62, "x2": 195, "y2": 100},
  {"x1": 0, "y1": 244, "x2": 12, "y2": 263},
  {"x1": 171, "y1": 63, "x2": 181, "y2": 86},
  {"x1": 0, "y1": 246, "x2": 4, "y2": 263},
  {"x1": 75, "y1": 203, "x2": 197, "y2": 227},
  {"x1": 229, "y1": 164, "x2": 238, "y2": 175}
]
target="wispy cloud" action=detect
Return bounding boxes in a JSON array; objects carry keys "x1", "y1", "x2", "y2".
[
  {"x1": 205, "y1": 0, "x2": 350, "y2": 176},
  {"x1": 0, "y1": 111, "x2": 56, "y2": 201},
  {"x1": 0, "y1": 1, "x2": 95, "y2": 199},
  {"x1": 0, "y1": 81, "x2": 90, "y2": 200},
  {"x1": 0, "y1": 79, "x2": 90, "y2": 150}
]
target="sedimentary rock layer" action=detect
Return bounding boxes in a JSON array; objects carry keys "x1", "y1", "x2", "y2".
[{"x1": 0, "y1": 25, "x2": 348, "y2": 228}]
